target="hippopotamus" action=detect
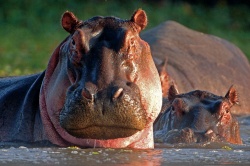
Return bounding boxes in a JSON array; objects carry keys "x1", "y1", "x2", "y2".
[
  {"x1": 141, "y1": 21, "x2": 250, "y2": 115},
  {"x1": 0, "y1": 9, "x2": 249, "y2": 148},
  {"x1": 154, "y1": 85, "x2": 242, "y2": 144},
  {"x1": 0, "y1": 9, "x2": 162, "y2": 149}
]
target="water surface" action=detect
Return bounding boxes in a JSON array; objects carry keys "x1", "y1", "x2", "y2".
[{"x1": 1, "y1": 116, "x2": 250, "y2": 165}]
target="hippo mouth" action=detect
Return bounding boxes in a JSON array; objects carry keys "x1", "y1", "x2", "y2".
[
  {"x1": 59, "y1": 83, "x2": 148, "y2": 140},
  {"x1": 64, "y1": 125, "x2": 141, "y2": 139}
]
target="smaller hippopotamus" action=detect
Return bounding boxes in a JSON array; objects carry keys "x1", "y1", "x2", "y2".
[{"x1": 153, "y1": 85, "x2": 242, "y2": 144}]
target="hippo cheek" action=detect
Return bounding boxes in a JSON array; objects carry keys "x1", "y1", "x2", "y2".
[{"x1": 59, "y1": 85, "x2": 148, "y2": 140}]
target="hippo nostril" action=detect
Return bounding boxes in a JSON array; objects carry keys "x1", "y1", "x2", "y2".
[
  {"x1": 205, "y1": 129, "x2": 214, "y2": 135},
  {"x1": 81, "y1": 82, "x2": 98, "y2": 102},
  {"x1": 112, "y1": 88, "x2": 123, "y2": 101},
  {"x1": 126, "y1": 82, "x2": 132, "y2": 86},
  {"x1": 82, "y1": 88, "x2": 95, "y2": 102}
]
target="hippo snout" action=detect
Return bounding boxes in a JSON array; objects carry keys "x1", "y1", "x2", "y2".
[
  {"x1": 59, "y1": 81, "x2": 148, "y2": 140},
  {"x1": 81, "y1": 82, "x2": 125, "y2": 103}
]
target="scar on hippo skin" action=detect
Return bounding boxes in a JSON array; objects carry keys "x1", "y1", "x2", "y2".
[{"x1": 153, "y1": 85, "x2": 242, "y2": 144}]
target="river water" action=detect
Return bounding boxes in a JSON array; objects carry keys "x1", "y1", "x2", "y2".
[{"x1": 1, "y1": 116, "x2": 250, "y2": 166}]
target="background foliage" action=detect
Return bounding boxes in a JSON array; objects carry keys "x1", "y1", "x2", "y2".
[{"x1": 0, "y1": 0, "x2": 249, "y2": 76}]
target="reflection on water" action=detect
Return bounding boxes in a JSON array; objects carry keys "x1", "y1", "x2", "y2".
[{"x1": 1, "y1": 116, "x2": 250, "y2": 166}]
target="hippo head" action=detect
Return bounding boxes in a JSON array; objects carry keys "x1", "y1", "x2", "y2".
[
  {"x1": 39, "y1": 10, "x2": 162, "y2": 149},
  {"x1": 154, "y1": 85, "x2": 242, "y2": 144}
]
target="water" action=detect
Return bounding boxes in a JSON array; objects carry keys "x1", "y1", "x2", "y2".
[{"x1": 1, "y1": 116, "x2": 250, "y2": 166}]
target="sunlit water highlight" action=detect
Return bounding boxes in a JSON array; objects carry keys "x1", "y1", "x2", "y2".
[{"x1": 1, "y1": 116, "x2": 250, "y2": 165}]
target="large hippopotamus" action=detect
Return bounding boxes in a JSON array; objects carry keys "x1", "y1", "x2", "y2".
[
  {"x1": 0, "y1": 10, "x2": 162, "y2": 149},
  {"x1": 154, "y1": 85, "x2": 242, "y2": 144},
  {"x1": 0, "y1": 9, "x2": 249, "y2": 148}
]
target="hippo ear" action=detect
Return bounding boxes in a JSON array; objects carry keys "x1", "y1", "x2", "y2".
[
  {"x1": 158, "y1": 59, "x2": 170, "y2": 98},
  {"x1": 168, "y1": 83, "x2": 179, "y2": 101},
  {"x1": 61, "y1": 11, "x2": 81, "y2": 34},
  {"x1": 225, "y1": 85, "x2": 240, "y2": 105},
  {"x1": 130, "y1": 9, "x2": 148, "y2": 31}
]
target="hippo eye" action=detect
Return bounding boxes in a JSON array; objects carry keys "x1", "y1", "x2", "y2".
[
  {"x1": 171, "y1": 106, "x2": 175, "y2": 111},
  {"x1": 72, "y1": 39, "x2": 75, "y2": 45}
]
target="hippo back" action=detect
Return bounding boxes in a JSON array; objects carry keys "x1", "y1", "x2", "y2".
[
  {"x1": 142, "y1": 21, "x2": 250, "y2": 115},
  {"x1": 0, "y1": 72, "x2": 47, "y2": 143}
]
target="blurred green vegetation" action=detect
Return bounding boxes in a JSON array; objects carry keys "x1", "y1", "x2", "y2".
[{"x1": 0, "y1": 0, "x2": 249, "y2": 76}]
